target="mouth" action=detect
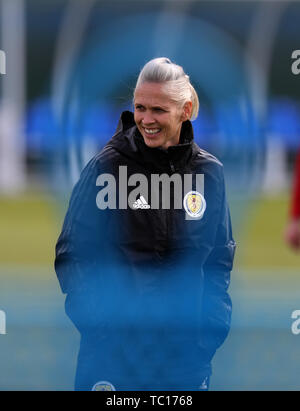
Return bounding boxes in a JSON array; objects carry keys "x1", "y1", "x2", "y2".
[{"x1": 142, "y1": 127, "x2": 162, "y2": 138}]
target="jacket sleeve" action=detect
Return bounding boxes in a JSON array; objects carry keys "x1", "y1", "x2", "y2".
[
  {"x1": 201, "y1": 169, "x2": 236, "y2": 359},
  {"x1": 54, "y1": 156, "x2": 108, "y2": 332}
]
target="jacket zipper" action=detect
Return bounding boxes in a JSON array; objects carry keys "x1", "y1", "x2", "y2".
[
  {"x1": 169, "y1": 159, "x2": 175, "y2": 173},
  {"x1": 167, "y1": 158, "x2": 175, "y2": 245}
]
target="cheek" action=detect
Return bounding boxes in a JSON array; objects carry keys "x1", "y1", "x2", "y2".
[
  {"x1": 171, "y1": 114, "x2": 182, "y2": 130},
  {"x1": 134, "y1": 112, "x2": 141, "y2": 125}
]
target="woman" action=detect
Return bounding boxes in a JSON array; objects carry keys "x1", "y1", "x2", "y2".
[{"x1": 55, "y1": 57, "x2": 236, "y2": 391}]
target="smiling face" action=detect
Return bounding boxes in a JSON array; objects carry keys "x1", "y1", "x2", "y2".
[{"x1": 134, "y1": 82, "x2": 191, "y2": 150}]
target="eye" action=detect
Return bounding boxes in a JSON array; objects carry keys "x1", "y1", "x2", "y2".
[
  {"x1": 135, "y1": 105, "x2": 144, "y2": 111},
  {"x1": 153, "y1": 107, "x2": 165, "y2": 112}
]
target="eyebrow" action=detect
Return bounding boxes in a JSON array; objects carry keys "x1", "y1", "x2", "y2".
[{"x1": 135, "y1": 103, "x2": 168, "y2": 110}]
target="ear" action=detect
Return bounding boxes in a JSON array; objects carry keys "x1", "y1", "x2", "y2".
[{"x1": 181, "y1": 101, "x2": 193, "y2": 121}]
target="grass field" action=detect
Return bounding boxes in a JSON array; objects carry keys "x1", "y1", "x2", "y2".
[
  {"x1": 235, "y1": 193, "x2": 300, "y2": 270},
  {"x1": 0, "y1": 190, "x2": 299, "y2": 390}
]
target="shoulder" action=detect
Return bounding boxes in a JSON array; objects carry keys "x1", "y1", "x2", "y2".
[
  {"x1": 71, "y1": 146, "x2": 118, "y2": 191},
  {"x1": 192, "y1": 143, "x2": 223, "y2": 167},
  {"x1": 192, "y1": 143, "x2": 224, "y2": 180},
  {"x1": 83, "y1": 140, "x2": 123, "y2": 175},
  {"x1": 96, "y1": 138, "x2": 123, "y2": 163}
]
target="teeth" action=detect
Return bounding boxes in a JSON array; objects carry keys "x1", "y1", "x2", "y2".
[{"x1": 145, "y1": 128, "x2": 160, "y2": 134}]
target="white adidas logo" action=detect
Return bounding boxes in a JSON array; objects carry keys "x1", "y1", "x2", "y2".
[{"x1": 132, "y1": 195, "x2": 150, "y2": 209}]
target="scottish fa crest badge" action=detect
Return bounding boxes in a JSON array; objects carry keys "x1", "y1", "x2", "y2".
[
  {"x1": 92, "y1": 381, "x2": 116, "y2": 391},
  {"x1": 183, "y1": 191, "x2": 206, "y2": 219}
]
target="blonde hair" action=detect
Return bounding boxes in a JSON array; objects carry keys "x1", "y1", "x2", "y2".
[{"x1": 134, "y1": 57, "x2": 199, "y2": 121}]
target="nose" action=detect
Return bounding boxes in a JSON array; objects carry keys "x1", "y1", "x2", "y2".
[{"x1": 141, "y1": 111, "x2": 155, "y2": 126}]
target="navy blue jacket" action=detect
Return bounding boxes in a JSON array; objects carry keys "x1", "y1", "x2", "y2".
[{"x1": 55, "y1": 111, "x2": 236, "y2": 390}]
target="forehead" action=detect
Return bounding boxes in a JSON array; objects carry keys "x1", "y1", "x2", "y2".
[{"x1": 134, "y1": 82, "x2": 174, "y2": 107}]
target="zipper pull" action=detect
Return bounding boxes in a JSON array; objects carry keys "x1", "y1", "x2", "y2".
[{"x1": 169, "y1": 160, "x2": 175, "y2": 172}]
